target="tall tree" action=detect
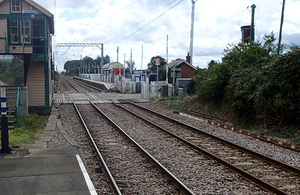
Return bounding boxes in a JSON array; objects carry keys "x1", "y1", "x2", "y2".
[
  {"x1": 147, "y1": 56, "x2": 166, "y2": 72},
  {"x1": 124, "y1": 60, "x2": 135, "y2": 73},
  {"x1": 95, "y1": 55, "x2": 110, "y2": 66}
]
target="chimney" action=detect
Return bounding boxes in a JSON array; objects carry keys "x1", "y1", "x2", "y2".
[{"x1": 186, "y1": 53, "x2": 191, "y2": 64}]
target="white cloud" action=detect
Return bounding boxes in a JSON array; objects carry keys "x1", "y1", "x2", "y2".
[{"x1": 34, "y1": 0, "x2": 300, "y2": 72}]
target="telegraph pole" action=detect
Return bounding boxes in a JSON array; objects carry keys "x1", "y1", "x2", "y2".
[
  {"x1": 141, "y1": 45, "x2": 143, "y2": 77},
  {"x1": 166, "y1": 35, "x2": 169, "y2": 82},
  {"x1": 116, "y1": 46, "x2": 119, "y2": 62},
  {"x1": 130, "y1": 48, "x2": 132, "y2": 74},
  {"x1": 189, "y1": 0, "x2": 196, "y2": 65},
  {"x1": 250, "y1": 4, "x2": 256, "y2": 42},
  {"x1": 278, "y1": 0, "x2": 285, "y2": 52}
]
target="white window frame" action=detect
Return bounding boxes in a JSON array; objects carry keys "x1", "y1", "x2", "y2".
[
  {"x1": 10, "y1": 19, "x2": 19, "y2": 44},
  {"x1": 21, "y1": 19, "x2": 31, "y2": 44},
  {"x1": 11, "y1": 1, "x2": 21, "y2": 13}
]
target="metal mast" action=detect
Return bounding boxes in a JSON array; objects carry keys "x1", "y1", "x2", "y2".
[
  {"x1": 56, "y1": 43, "x2": 104, "y2": 73},
  {"x1": 189, "y1": 0, "x2": 196, "y2": 65},
  {"x1": 278, "y1": 0, "x2": 285, "y2": 51},
  {"x1": 130, "y1": 48, "x2": 133, "y2": 74},
  {"x1": 250, "y1": 4, "x2": 256, "y2": 42}
]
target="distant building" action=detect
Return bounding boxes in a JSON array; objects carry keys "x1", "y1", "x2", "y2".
[
  {"x1": 0, "y1": 0, "x2": 54, "y2": 114},
  {"x1": 102, "y1": 62, "x2": 124, "y2": 82},
  {"x1": 168, "y1": 57, "x2": 197, "y2": 78}
]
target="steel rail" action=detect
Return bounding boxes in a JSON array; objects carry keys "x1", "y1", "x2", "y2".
[
  {"x1": 91, "y1": 102, "x2": 195, "y2": 195},
  {"x1": 60, "y1": 76, "x2": 122, "y2": 195},
  {"x1": 124, "y1": 100, "x2": 300, "y2": 173},
  {"x1": 116, "y1": 101, "x2": 300, "y2": 195},
  {"x1": 62, "y1": 76, "x2": 195, "y2": 195}
]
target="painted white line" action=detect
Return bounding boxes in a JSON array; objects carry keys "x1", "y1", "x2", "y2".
[{"x1": 76, "y1": 154, "x2": 97, "y2": 195}]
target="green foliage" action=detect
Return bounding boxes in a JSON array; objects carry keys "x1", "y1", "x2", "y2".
[
  {"x1": 147, "y1": 56, "x2": 166, "y2": 73},
  {"x1": 192, "y1": 61, "x2": 230, "y2": 104},
  {"x1": 159, "y1": 65, "x2": 166, "y2": 81},
  {"x1": 192, "y1": 33, "x2": 300, "y2": 126},
  {"x1": 0, "y1": 114, "x2": 47, "y2": 148},
  {"x1": 94, "y1": 55, "x2": 110, "y2": 67},
  {"x1": 63, "y1": 55, "x2": 111, "y2": 76},
  {"x1": 0, "y1": 56, "x2": 24, "y2": 86},
  {"x1": 227, "y1": 45, "x2": 300, "y2": 125}
]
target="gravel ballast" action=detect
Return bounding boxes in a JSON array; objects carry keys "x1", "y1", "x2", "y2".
[{"x1": 47, "y1": 101, "x2": 300, "y2": 194}]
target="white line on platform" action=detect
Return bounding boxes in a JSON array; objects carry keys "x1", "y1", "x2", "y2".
[{"x1": 76, "y1": 154, "x2": 97, "y2": 195}]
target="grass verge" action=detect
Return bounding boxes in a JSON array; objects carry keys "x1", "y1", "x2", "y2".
[{"x1": 0, "y1": 114, "x2": 48, "y2": 148}]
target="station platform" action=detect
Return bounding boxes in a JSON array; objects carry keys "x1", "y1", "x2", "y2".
[
  {"x1": 73, "y1": 77, "x2": 118, "y2": 92},
  {"x1": 0, "y1": 108, "x2": 96, "y2": 195}
]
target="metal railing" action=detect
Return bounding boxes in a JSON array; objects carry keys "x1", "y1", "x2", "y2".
[{"x1": 22, "y1": 37, "x2": 47, "y2": 54}]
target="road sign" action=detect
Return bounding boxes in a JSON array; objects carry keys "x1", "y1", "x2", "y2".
[{"x1": 155, "y1": 58, "x2": 160, "y2": 66}]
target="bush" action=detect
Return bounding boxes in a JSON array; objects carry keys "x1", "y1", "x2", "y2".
[
  {"x1": 192, "y1": 33, "x2": 300, "y2": 126},
  {"x1": 193, "y1": 62, "x2": 230, "y2": 104}
]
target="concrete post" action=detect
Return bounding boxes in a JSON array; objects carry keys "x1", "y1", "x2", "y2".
[{"x1": 19, "y1": 87, "x2": 28, "y2": 117}]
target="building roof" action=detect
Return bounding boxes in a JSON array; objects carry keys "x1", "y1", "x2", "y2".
[
  {"x1": 102, "y1": 62, "x2": 124, "y2": 69},
  {"x1": 168, "y1": 59, "x2": 197, "y2": 70},
  {"x1": 0, "y1": 0, "x2": 54, "y2": 34}
]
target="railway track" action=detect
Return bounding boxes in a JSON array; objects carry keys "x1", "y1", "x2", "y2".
[
  {"x1": 59, "y1": 76, "x2": 300, "y2": 194},
  {"x1": 113, "y1": 100, "x2": 300, "y2": 195},
  {"x1": 60, "y1": 76, "x2": 195, "y2": 194}
]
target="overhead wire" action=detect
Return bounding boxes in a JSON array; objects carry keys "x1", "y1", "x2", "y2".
[
  {"x1": 62, "y1": 46, "x2": 71, "y2": 57},
  {"x1": 98, "y1": 0, "x2": 145, "y2": 41},
  {"x1": 79, "y1": 0, "x2": 93, "y2": 34},
  {"x1": 113, "y1": 0, "x2": 183, "y2": 45},
  {"x1": 77, "y1": 47, "x2": 86, "y2": 57},
  {"x1": 77, "y1": 0, "x2": 105, "y2": 57},
  {"x1": 105, "y1": 0, "x2": 179, "y2": 44},
  {"x1": 81, "y1": 0, "x2": 105, "y2": 36}
]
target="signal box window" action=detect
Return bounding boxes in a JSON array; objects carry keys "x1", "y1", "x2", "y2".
[
  {"x1": 11, "y1": 19, "x2": 19, "y2": 44},
  {"x1": 21, "y1": 19, "x2": 31, "y2": 44},
  {"x1": 11, "y1": 1, "x2": 21, "y2": 13}
]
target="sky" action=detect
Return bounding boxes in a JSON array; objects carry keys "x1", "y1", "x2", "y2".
[{"x1": 33, "y1": 0, "x2": 300, "y2": 72}]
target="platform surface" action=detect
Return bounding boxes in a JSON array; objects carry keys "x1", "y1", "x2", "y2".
[
  {"x1": 0, "y1": 106, "x2": 94, "y2": 195},
  {"x1": 0, "y1": 147, "x2": 91, "y2": 195}
]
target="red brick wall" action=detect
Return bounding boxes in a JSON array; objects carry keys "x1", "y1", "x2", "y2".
[{"x1": 180, "y1": 64, "x2": 195, "y2": 78}]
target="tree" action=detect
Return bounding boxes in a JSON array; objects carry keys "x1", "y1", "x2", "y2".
[
  {"x1": 94, "y1": 55, "x2": 110, "y2": 66},
  {"x1": 147, "y1": 56, "x2": 166, "y2": 73},
  {"x1": 63, "y1": 55, "x2": 111, "y2": 76},
  {"x1": 124, "y1": 60, "x2": 135, "y2": 73},
  {"x1": 82, "y1": 56, "x2": 94, "y2": 66},
  {"x1": 0, "y1": 56, "x2": 24, "y2": 86},
  {"x1": 191, "y1": 32, "x2": 300, "y2": 125},
  {"x1": 226, "y1": 46, "x2": 300, "y2": 125},
  {"x1": 64, "y1": 60, "x2": 80, "y2": 76}
]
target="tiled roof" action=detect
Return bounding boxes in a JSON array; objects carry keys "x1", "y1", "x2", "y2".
[
  {"x1": 0, "y1": 0, "x2": 54, "y2": 34},
  {"x1": 168, "y1": 59, "x2": 197, "y2": 70},
  {"x1": 102, "y1": 62, "x2": 124, "y2": 69}
]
